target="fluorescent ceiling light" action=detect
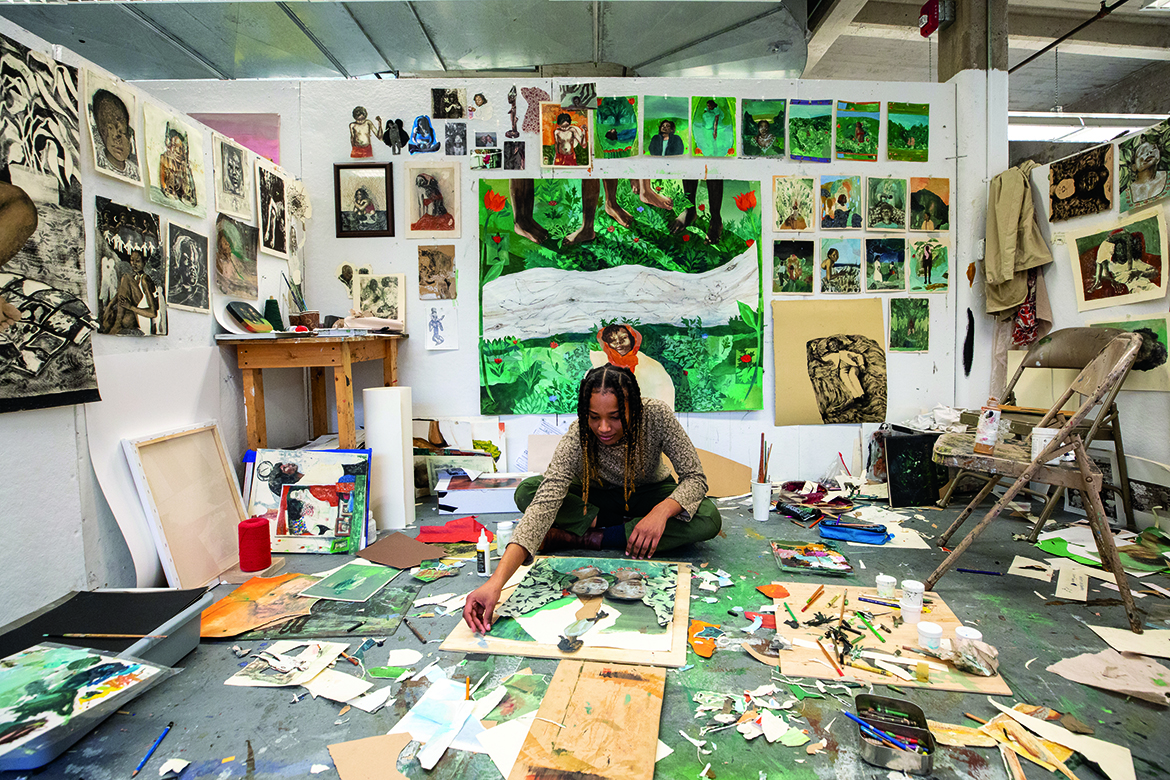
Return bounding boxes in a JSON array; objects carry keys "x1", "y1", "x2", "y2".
[{"x1": 1007, "y1": 111, "x2": 1166, "y2": 143}]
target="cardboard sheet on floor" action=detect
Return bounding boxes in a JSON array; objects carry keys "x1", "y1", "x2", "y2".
[
  {"x1": 990, "y1": 698, "x2": 1135, "y2": 780},
  {"x1": 762, "y1": 581, "x2": 1011, "y2": 694},
  {"x1": 510, "y1": 660, "x2": 665, "y2": 780},
  {"x1": 415, "y1": 515, "x2": 494, "y2": 543},
  {"x1": 358, "y1": 532, "x2": 445, "y2": 569},
  {"x1": 1007, "y1": 555, "x2": 1053, "y2": 582},
  {"x1": 1087, "y1": 626, "x2": 1170, "y2": 659},
  {"x1": 441, "y1": 560, "x2": 691, "y2": 667},
  {"x1": 328, "y1": 732, "x2": 412, "y2": 780},
  {"x1": 1046, "y1": 648, "x2": 1170, "y2": 705}
]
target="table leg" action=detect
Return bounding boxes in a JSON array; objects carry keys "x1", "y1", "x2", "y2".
[
  {"x1": 383, "y1": 340, "x2": 398, "y2": 387},
  {"x1": 334, "y1": 343, "x2": 356, "y2": 449},
  {"x1": 310, "y1": 367, "x2": 328, "y2": 437},
  {"x1": 241, "y1": 368, "x2": 267, "y2": 450}
]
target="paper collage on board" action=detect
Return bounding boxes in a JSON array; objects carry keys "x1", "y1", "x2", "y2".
[
  {"x1": 255, "y1": 157, "x2": 290, "y2": 259},
  {"x1": 215, "y1": 213, "x2": 259, "y2": 300},
  {"x1": 594, "y1": 96, "x2": 638, "y2": 159},
  {"x1": 1067, "y1": 207, "x2": 1167, "y2": 311},
  {"x1": 1050, "y1": 144, "x2": 1114, "y2": 222},
  {"x1": 540, "y1": 103, "x2": 591, "y2": 168},
  {"x1": 835, "y1": 101, "x2": 879, "y2": 162},
  {"x1": 742, "y1": 100, "x2": 785, "y2": 158},
  {"x1": 1119, "y1": 119, "x2": 1170, "y2": 214},
  {"x1": 405, "y1": 162, "x2": 460, "y2": 239}
]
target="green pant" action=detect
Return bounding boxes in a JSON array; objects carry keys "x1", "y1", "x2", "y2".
[{"x1": 514, "y1": 475, "x2": 722, "y2": 552}]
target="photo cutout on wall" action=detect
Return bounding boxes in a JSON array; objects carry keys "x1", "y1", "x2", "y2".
[
  {"x1": 1118, "y1": 120, "x2": 1170, "y2": 214},
  {"x1": 255, "y1": 158, "x2": 289, "y2": 259},
  {"x1": 166, "y1": 223, "x2": 209, "y2": 313},
  {"x1": 909, "y1": 177, "x2": 950, "y2": 231},
  {"x1": 349, "y1": 106, "x2": 378, "y2": 158},
  {"x1": 407, "y1": 115, "x2": 440, "y2": 154},
  {"x1": 773, "y1": 239, "x2": 815, "y2": 294},
  {"x1": 643, "y1": 96, "x2": 690, "y2": 157},
  {"x1": 142, "y1": 103, "x2": 206, "y2": 218},
  {"x1": 85, "y1": 70, "x2": 142, "y2": 185},
  {"x1": 405, "y1": 162, "x2": 460, "y2": 239},
  {"x1": 691, "y1": 96, "x2": 736, "y2": 157},
  {"x1": 1049, "y1": 144, "x2": 1113, "y2": 222},
  {"x1": 419, "y1": 244, "x2": 456, "y2": 299},
  {"x1": 215, "y1": 213, "x2": 258, "y2": 299},
  {"x1": 379, "y1": 116, "x2": 410, "y2": 155},
  {"x1": 820, "y1": 175, "x2": 862, "y2": 229},
  {"x1": 772, "y1": 298, "x2": 887, "y2": 425},
  {"x1": 788, "y1": 99, "x2": 832, "y2": 163},
  {"x1": 445, "y1": 122, "x2": 467, "y2": 156},
  {"x1": 425, "y1": 300, "x2": 458, "y2": 351},
  {"x1": 908, "y1": 236, "x2": 950, "y2": 293},
  {"x1": 432, "y1": 88, "x2": 466, "y2": 119},
  {"x1": 559, "y1": 82, "x2": 597, "y2": 110},
  {"x1": 887, "y1": 102, "x2": 929, "y2": 162},
  {"x1": 475, "y1": 131, "x2": 497, "y2": 148},
  {"x1": 503, "y1": 141, "x2": 525, "y2": 171},
  {"x1": 468, "y1": 91, "x2": 492, "y2": 121},
  {"x1": 478, "y1": 177, "x2": 763, "y2": 414},
  {"x1": 540, "y1": 103, "x2": 591, "y2": 168},
  {"x1": 95, "y1": 196, "x2": 166, "y2": 336},
  {"x1": 742, "y1": 99, "x2": 785, "y2": 158},
  {"x1": 594, "y1": 96, "x2": 638, "y2": 159},
  {"x1": 212, "y1": 132, "x2": 253, "y2": 221},
  {"x1": 1068, "y1": 208, "x2": 1167, "y2": 311},
  {"x1": 1089, "y1": 314, "x2": 1170, "y2": 392},
  {"x1": 835, "y1": 101, "x2": 879, "y2": 162},
  {"x1": 865, "y1": 237, "x2": 906, "y2": 292},
  {"x1": 353, "y1": 273, "x2": 406, "y2": 322},
  {"x1": 867, "y1": 177, "x2": 907, "y2": 231},
  {"x1": 521, "y1": 86, "x2": 550, "y2": 133},
  {"x1": 334, "y1": 163, "x2": 392, "y2": 238},
  {"x1": 773, "y1": 176, "x2": 815, "y2": 231},
  {"x1": 890, "y1": 298, "x2": 929, "y2": 352},
  {"x1": 819, "y1": 237, "x2": 862, "y2": 293},
  {"x1": 471, "y1": 148, "x2": 502, "y2": 170}
]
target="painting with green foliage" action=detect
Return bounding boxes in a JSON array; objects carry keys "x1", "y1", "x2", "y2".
[
  {"x1": 819, "y1": 237, "x2": 861, "y2": 293},
  {"x1": 773, "y1": 175, "x2": 814, "y2": 231},
  {"x1": 1118, "y1": 119, "x2": 1170, "y2": 214},
  {"x1": 643, "y1": 96, "x2": 689, "y2": 156},
  {"x1": 835, "y1": 101, "x2": 879, "y2": 161},
  {"x1": 479, "y1": 178, "x2": 763, "y2": 414},
  {"x1": 690, "y1": 96, "x2": 735, "y2": 157},
  {"x1": 867, "y1": 176, "x2": 907, "y2": 231},
  {"x1": 865, "y1": 237, "x2": 905, "y2": 292},
  {"x1": 820, "y1": 175, "x2": 862, "y2": 229},
  {"x1": 773, "y1": 240, "x2": 814, "y2": 294},
  {"x1": 594, "y1": 96, "x2": 638, "y2": 159},
  {"x1": 889, "y1": 298, "x2": 929, "y2": 352},
  {"x1": 742, "y1": 99, "x2": 785, "y2": 158},
  {"x1": 887, "y1": 102, "x2": 929, "y2": 162},
  {"x1": 909, "y1": 236, "x2": 949, "y2": 293},
  {"x1": 789, "y1": 99, "x2": 832, "y2": 163}
]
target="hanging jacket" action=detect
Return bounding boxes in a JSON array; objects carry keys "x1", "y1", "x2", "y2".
[{"x1": 984, "y1": 160, "x2": 1053, "y2": 313}]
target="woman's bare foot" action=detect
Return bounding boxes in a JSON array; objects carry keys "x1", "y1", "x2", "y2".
[
  {"x1": 603, "y1": 200, "x2": 633, "y2": 228},
  {"x1": 512, "y1": 215, "x2": 548, "y2": 244},
  {"x1": 564, "y1": 225, "x2": 597, "y2": 245},
  {"x1": 633, "y1": 180, "x2": 673, "y2": 210}
]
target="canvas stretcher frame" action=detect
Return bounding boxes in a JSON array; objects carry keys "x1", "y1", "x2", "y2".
[{"x1": 441, "y1": 560, "x2": 691, "y2": 667}]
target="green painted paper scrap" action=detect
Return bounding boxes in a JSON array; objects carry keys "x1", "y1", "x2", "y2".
[
  {"x1": 300, "y1": 562, "x2": 398, "y2": 602},
  {"x1": 887, "y1": 102, "x2": 929, "y2": 162}
]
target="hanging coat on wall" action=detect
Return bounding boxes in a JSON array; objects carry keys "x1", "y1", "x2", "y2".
[{"x1": 984, "y1": 160, "x2": 1053, "y2": 313}]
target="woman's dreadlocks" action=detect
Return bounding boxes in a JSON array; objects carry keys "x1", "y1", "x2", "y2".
[{"x1": 577, "y1": 364, "x2": 644, "y2": 513}]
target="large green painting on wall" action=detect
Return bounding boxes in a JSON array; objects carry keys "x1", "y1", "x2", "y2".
[{"x1": 479, "y1": 177, "x2": 763, "y2": 414}]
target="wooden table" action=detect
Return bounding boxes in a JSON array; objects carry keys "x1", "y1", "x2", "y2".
[{"x1": 219, "y1": 335, "x2": 402, "y2": 451}]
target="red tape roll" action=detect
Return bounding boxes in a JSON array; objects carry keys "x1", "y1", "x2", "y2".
[{"x1": 238, "y1": 516, "x2": 271, "y2": 572}]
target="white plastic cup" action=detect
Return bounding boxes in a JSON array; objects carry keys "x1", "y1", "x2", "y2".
[
  {"x1": 751, "y1": 481, "x2": 772, "y2": 522},
  {"x1": 955, "y1": 626, "x2": 983, "y2": 643},
  {"x1": 917, "y1": 621, "x2": 943, "y2": 650},
  {"x1": 1031, "y1": 427, "x2": 1061, "y2": 465},
  {"x1": 875, "y1": 574, "x2": 896, "y2": 598},
  {"x1": 900, "y1": 579, "x2": 925, "y2": 608},
  {"x1": 899, "y1": 597, "x2": 922, "y2": 625}
]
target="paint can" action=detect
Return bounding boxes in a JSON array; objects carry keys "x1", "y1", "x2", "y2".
[
  {"x1": 916, "y1": 621, "x2": 942, "y2": 650},
  {"x1": 900, "y1": 579, "x2": 924, "y2": 607},
  {"x1": 954, "y1": 626, "x2": 983, "y2": 644},
  {"x1": 1030, "y1": 427, "x2": 1070, "y2": 465},
  {"x1": 899, "y1": 598, "x2": 922, "y2": 625},
  {"x1": 875, "y1": 574, "x2": 896, "y2": 598},
  {"x1": 495, "y1": 520, "x2": 514, "y2": 550}
]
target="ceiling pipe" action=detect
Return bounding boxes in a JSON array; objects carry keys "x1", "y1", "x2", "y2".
[
  {"x1": 277, "y1": 2, "x2": 352, "y2": 78},
  {"x1": 1008, "y1": 0, "x2": 1132, "y2": 74}
]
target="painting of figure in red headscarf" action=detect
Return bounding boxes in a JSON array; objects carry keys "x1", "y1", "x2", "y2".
[{"x1": 590, "y1": 323, "x2": 676, "y2": 409}]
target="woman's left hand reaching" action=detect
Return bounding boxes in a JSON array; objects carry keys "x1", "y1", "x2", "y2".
[{"x1": 626, "y1": 498, "x2": 680, "y2": 559}]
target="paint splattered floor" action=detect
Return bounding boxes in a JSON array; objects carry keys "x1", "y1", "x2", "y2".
[{"x1": 17, "y1": 493, "x2": 1168, "y2": 780}]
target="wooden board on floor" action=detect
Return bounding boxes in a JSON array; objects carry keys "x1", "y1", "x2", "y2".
[
  {"x1": 510, "y1": 660, "x2": 666, "y2": 780},
  {"x1": 765, "y1": 581, "x2": 1012, "y2": 695},
  {"x1": 441, "y1": 561, "x2": 690, "y2": 667}
]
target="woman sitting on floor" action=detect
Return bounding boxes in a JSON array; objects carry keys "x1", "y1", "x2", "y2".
[{"x1": 463, "y1": 364, "x2": 722, "y2": 633}]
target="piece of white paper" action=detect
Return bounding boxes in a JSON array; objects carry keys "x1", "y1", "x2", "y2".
[
  {"x1": 385, "y1": 649, "x2": 423, "y2": 666},
  {"x1": 414, "y1": 592, "x2": 458, "y2": 607},
  {"x1": 477, "y1": 711, "x2": 538, "y2": 778},
  {"x1": 1088, "y1": 626, "x2": 1170, "y2": 659},
  {"x1": 513, "y1": 598, "x2": 673, "y2": 652},
  {"x1": 472, "y1": 685, "x2": 510, "y2": 720},
  {"x1": 225, "y1": 641, "x2": 348, "y2": 688},
  {"x1": 158, "y1": 758, "x2": 191, "y2": 777},
  {"x1": 988, "y1": 698, "x2": 1135, "y2": 780},
  {"x1": 656, "y1": 739, "x2": 674, "y2": 762},
  {"x1": 1007, "y1": 555, "x2": 1053, "y2": 582},
  {"x1": 349, "y1": 686, "x2": 395, "y2": 713},
  {"x1": 414, "y1": 698, "x2": 474, "y2": 767},
  {"x1": 1054, "y1": 566, "x2": 1088, "y2": 601},
  {"x1": 302, "y1": 667, "x2": 373, "y2": 703}
]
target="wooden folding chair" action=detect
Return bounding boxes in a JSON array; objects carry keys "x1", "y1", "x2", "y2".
[
  {"x1": 937, "y1": 327, "x2": 1135, "y2": 539},
  {"x1": 926, "y1": 332, "x2": 1144, "y2": 633}
]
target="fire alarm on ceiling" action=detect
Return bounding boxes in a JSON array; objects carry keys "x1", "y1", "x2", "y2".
[{"x1": 919, "y1": 0, "x2": 956, "y2": 37}]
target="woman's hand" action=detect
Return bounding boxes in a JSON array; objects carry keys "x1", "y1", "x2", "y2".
[
  {"x1": 463, "y1": 581, "x2": 502, "y2": 634},
  {"x1": 627, "y1": 498, "x2": 681, "y2": 559}
]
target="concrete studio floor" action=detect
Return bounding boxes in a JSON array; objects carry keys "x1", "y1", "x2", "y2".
[{"x1": 12, "y1": 493, "x2": 1169, "y2": 780}]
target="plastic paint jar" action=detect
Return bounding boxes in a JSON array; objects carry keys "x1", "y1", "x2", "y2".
[
  {"x1": 900, "y1": 579, "x2": 925, "y2": 608},
  {"x1": 955, "y1": 626, "x2": 983, "y2": 643},
  {"x1": 496, "y1": 520, "x2": 514, "y2": 551},
  {"x1": 875, "y1": 574, "x2": 896, "y2": 598},
  {"x1": 899, "y1": 597, "x2": 922, "y2": 625},
  {"x1": 917, "y1": 621, "x2": 943, "y2": 650}
]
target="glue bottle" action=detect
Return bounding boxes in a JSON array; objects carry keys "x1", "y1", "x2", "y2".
[{"x1": 476, "y1": 529, "x2": 493, "y2": 577}]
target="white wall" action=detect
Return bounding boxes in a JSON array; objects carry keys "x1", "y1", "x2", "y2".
[{"x1": 142, "y1": 75, "x2": 961, "y2": 483}]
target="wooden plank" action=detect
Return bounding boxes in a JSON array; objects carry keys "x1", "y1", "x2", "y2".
[
  {"x1": 238, "y1": 342, "x2": 343, "y2": 369},
  {"x1": 310, "y1": 368, "x2": 329, "y2": 437},
  {"x1": 934, "y1": 433, "x2": 1090, "y2": 490},
  {"x1": 382, "y1": 341, "x2": 398, "y2": 387},
  {"x1": 510, "y1": 660, "x2": 666, "y2": 780},
  {"x1": 335, "y1": 342, "x2": 356, "y2": 450},
  {"x1": 440, "y1": 561, "x2": 691, "y2": 667},
  {"x1": 241, "y1": 368, "x2": 267, "y2": 450},
  {"x1": 348, "y1": 338, "x2": 394, "y2": 364},
  {"x1": 758, "y1": 581, "x2": 1012, "y2": 695}
]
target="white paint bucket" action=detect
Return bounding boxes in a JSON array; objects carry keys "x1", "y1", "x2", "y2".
[
  {"x1": 875, "y1": 574, "x2": 896, "y2": 598},
  {"x1": 1030, "y1": 427, "x2": 1062, "y2": 465},
  {"x1": 900, "y1": 579, "x2": 925, "y2": 607},
  {"x1": 917, "y1": 621, "x2": 943, "y2": 650}
]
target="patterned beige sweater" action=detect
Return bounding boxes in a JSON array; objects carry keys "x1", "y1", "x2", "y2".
[{"x1": 511, "y1": 399, "x2": 708, "y2": 561}]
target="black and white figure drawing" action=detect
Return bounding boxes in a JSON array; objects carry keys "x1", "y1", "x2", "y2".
[
  {"x1": 213, "y1": 132, "x2": 253, "y2": 220},
  {"x1": 142, "y1": 103, "x2": 206, "y2": 218},
  {"x1": 432, "y1": 88, "x2": 466, "y2": 119},
  {"x1": 85, "y1": 70, "x2": 142, "y2": 186},
  {"x1": 559, "y1": 83, "x2": 598, "y2": 110},
  {"x1": 1065, "y1": 447, "x2": 1120, "y2": 522},
  {"x1": 805, "y1": 334, "x2": 886, "y2": 424},
  {"x1": 504, "y1": 141, "x2": 525, "y2": 171},
  {"x1": 353, "y1": 273, "x2": 405, "y2": 322},
  {"x1": 418, "y1": 244, "x2": 456, "y2": 300},
  {"x1": 445, "y1": 122, "x2": 467, "y2": 156},
  {"x1": 256, "y1": 158, "x2": 289, "y2": 259},
  {"x1": 95, "y1": 196, "x2": 166, "y2": 337},
  {"x1": 378, "y1": 116, "x2": 410, "y2": 155},
  {"x1": 425, "y1": 301, "x2": 457, "y2": 351},
  {"x1": 166, "y1": 224, "x2": 209, "y2": 313}
]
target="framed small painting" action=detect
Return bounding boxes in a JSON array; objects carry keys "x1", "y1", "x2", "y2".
[{"x1": 334, "y1": 163, "x2": 393, "y2": 238}]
